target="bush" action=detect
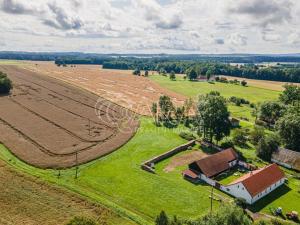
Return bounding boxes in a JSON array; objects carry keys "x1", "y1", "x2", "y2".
[
  {"x1": 65, "y1": 217, "x2": 97, "y2": 225},
  {"x1": 179, "y1": 132, "x2": 196, "y2": 141},
  {"x1": 250, "y1": 126, "x2": 265, "y2": 145},
  {"x1": 235, "y1": 197, "x2": 247, "y2": 208},
  {"x1": 229, "y1": 96, "x2": 250, "y2": 106},
  {"x1": 232, "y1": 129, "x2": 248, "y2": 147},
  {"x1": 0, "y1": 72, "x2": 13, "y2": 94},
  {"x1": 133, "y1": 68, "x2": 141, "y2": 76},
  {"x1": 241, "y1": 80, "x2": 247, "y2": 86},
  {"x1": 220, "y1": 139, "x2": 234, "y2": 149}
]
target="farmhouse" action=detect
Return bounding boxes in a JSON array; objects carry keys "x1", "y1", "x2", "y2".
[
  {"x1": 183, "y1": 148, "x2": 286, "y2": 204},
  {"x1": 221, "y1": 164, "x2": 285, "y2": 204},
  {"x1": 272, "y1": 147, "x2": 300, "y2": 171},
  {"x1": 185, "y1": 148, "x2": 238, "y2": 184}
]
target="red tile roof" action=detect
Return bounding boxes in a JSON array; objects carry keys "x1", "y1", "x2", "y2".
[
  {"x1": 230, "y1": 164, "x2": 285, "y2": 197},
  {"x1": 182, "y1": 169, "x2": 198, "y2": 179},
  {"x1": 192, "y1": 148, "x2": 238, "y2": 178}
]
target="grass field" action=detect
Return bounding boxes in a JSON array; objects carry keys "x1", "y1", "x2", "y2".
[
  {"x1": 0, "y1": 146, "x2": 135, "y2": 225},
  {"x1": 0, "y1": 118, "x2": 228, "y2": 224},
  {"x1": 150, "y1": 75, "x2": 280, "y2": 122}
]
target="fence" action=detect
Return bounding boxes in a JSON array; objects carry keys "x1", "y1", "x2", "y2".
[{"x1": 141, "y1": 140, "x2": 196, "y2": 173}]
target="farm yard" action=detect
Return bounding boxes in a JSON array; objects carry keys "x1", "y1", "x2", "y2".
[
  {"x1": 1, "y1": 60, "x2": 300, "y2": 224},
  {"x1": 0, "y1": 65, "x2": 139, "y2": 168}
]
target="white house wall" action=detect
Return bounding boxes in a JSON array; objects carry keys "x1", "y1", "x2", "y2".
[
  {"x1": 220, "y1": 182, "x2": 252, "y2": 204},
  {"x1": 251, "y1": 178, "x2": 286, "y2": 204},
  {"x1": 200, "y1": 174, "x2": 216, "y2": 186},
  {"x1": 271, "y1": 159, "x2": 292, "y2": 170}
]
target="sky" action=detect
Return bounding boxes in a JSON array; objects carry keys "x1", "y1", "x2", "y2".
[{"x1": 0, "y1": 0, "x2": 300, "y2": 54}]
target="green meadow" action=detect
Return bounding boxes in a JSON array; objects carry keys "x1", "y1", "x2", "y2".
[{"x1": 150, "y1": 75, "x2": 280, "y2": 122}]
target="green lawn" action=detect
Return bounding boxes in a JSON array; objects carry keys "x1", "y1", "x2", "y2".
[
  {"x1": 0, "y1": 117, "x2": 226, "y2": 224},
  {"x1": 0, "y1": 60, "x2": 27, "y2": 65},
  {"x1": 150, "y1": 75, "x2": 280, "y2": 121},
  {"x1": 215, "y1": 168, "x2": 248, "y2": 185}
]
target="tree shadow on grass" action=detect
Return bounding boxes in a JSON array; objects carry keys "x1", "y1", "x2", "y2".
[
  {"x1": 201, "y1": 145, "x2": 219, "y2": 155},
  {"x1": 248, "y1": 184, "x2": 292, "y2": 213}
]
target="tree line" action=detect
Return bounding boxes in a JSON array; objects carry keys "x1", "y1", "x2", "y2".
[{"x1": 103, "y1": 60, "x2": 300, "y2": 83}]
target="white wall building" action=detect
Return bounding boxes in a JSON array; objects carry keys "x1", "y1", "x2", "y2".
[
  {"x1": 220, "y1": 164, "x2": 285, "y2": 204},
  {"x1": 183, "y1": 149, "x2": 286, "y2": 205}
]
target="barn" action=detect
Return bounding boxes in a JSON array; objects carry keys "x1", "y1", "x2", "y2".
[
  {"x1": 183, "y1": 148, "x2": 238, "y2": 184},
  {"x1": 272, "y1": 147, "x2": 300, "y2": 171},
  {"x1": 221, "y1": 164, "x2": 286, "y2": 204}
]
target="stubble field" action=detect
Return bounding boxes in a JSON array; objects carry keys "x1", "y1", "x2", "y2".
[
  {"x1": 22, "y1": 62, "x2": 186, "y2": 116},
  {"x1": 0, "y1": 65, "x2": 139, "y2": 168}
]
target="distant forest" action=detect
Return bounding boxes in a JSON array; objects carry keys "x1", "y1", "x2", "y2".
[
  {"x1": 102, "y1": 60, "x2": 300, "y2": 83},
  {"x1": 1, "y1": 51, "x2": 300, "y2": 82}
]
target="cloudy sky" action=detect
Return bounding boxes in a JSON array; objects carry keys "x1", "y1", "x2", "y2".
[{"x1": 0, "y1": 0, "x2": 300, "y2": 54}]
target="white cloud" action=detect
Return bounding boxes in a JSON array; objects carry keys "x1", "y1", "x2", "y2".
[
  {"x1": 288, "y1": 33, "x2": 300, "y2": 45},
  {"x1": 228, "y1": 33, "x2": 247, "y2": 46},
  {"x1": 0, "y1": 0, "x2": 300, "y2": 53}
]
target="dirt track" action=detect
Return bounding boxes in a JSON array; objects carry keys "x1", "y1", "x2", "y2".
[
  {"x1": 0, "y1": 65, "x2": 139, "y2": 168},
  {"x1": 22, "y1": 62, "x2": 186, "y2": 115}
]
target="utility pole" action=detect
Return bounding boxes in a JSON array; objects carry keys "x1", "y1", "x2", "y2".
[
  {"x1": 75, "y1": 151, "x2": 78, "y2": 179},
  {"x1": 57, "y1": 169, "x2": 61, "y2": 179}
]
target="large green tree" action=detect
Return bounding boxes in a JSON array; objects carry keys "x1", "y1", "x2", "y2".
[
  {"x1": 196, "y1": 93, "x2": 231, "y2": 143},
  {"x1": 258, "y1": 101, "x2": 285, "y2": 125},
  {"x1": 186, "y1": 68, "x2": 198, "y2": 81},
  {"x1": 279, "y1": 84, "x2": 300, "y2": 105},
  {"x1": 256, "y1": 134, "x2": 280, "y2": 161},
  {"x1": 169, "y1": 71, "x2": 176, "y2": 81},
  {"x1": 159, "y1": 95, "x2": 174, "y2": 122},
  {"x1": 276, "y1": 108, "x2": 300, "y2": 151}
]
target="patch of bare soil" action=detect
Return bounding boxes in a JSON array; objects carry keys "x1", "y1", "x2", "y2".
[
  {"x1": 164, "y1": 151, "x2": 207, "y2": 172},
  {"x1": 22, "y1": 62, "x2": 187, "y2": 116},
  {"x1": 0, "y1": 160, "x2": 135, "y2": 225},
  {"x1": 0, "y1": 65, "x2": 139, "y2": 168}
]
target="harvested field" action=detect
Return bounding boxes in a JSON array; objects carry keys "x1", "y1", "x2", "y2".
[
  {"x1": 21, "y1": 62, "x2": 186, "y2": 115},
  {"x1": 0, "y1": 65, "x2": 139, "y2": 168},
  {"x1": 0, "y1": 157, "x2": 135, "y2": 225},
  {"x1": 164, "y1": 151, "x2": 207, "y2": 172}
]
